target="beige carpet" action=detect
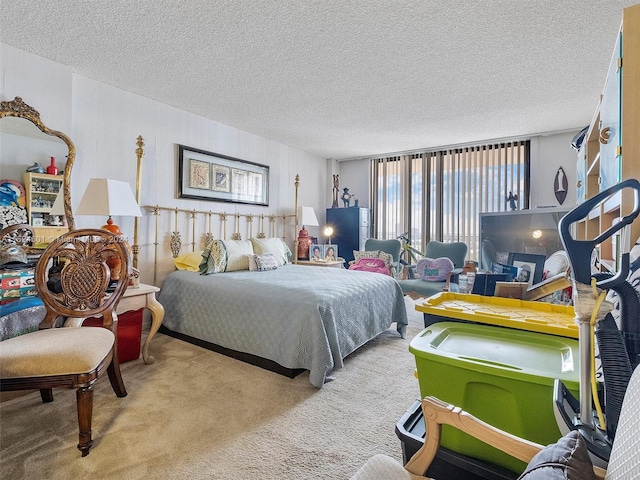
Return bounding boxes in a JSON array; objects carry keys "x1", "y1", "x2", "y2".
[{"x1": 0, "y1": 297, "x2": 426, "y2": 480}]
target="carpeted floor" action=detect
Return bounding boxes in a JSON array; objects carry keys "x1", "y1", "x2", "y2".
[{"x1": 0, "y1": 297, "x2": 426, "y2": 480}]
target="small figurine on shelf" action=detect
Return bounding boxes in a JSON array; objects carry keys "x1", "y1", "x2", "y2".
[
  {"x1": 507, "y1": 191, "x2": 518, "y2": 210},
  {"x1": 341, "y1": 187, "x2": 352, "y2": 208},
  {"x1": 332, "y1": 174, "x2": 340, "y2": 208}
]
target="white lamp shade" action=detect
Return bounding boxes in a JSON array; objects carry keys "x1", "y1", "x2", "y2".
[
  {"x1": 76, "y1": 178, "x2": 142, "y2": 217},
  {"x1": 291, "y1": 206, "x2": 319, "y2": 227}
]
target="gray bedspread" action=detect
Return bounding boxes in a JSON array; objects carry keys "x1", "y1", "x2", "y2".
[{"x1": 158, "y1": 264, "x2": 408, "y2": 387}]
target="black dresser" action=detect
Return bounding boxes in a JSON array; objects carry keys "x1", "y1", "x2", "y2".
[{"x1": 325, "y1": 207, "x2": 370, "y2": 264}]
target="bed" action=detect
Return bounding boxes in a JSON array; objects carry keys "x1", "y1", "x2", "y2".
[
  {"x1": 157, "y1": 262, "x2": 407, "y2": 388},
  {"x1": 137, "y1": 170, "x2": 407, "y2": 387}
]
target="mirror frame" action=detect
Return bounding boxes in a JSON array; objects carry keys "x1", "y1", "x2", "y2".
[{"x1": 0, "y1": 96, "x2": 76, "y2": 229}]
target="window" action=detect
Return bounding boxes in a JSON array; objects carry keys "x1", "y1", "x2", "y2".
[{"x1": 370, "y1": 140, "x2": 529, "y2": 262}]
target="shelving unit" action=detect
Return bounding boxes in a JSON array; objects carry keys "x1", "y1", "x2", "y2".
[
  {"x1": 576, "y1": 4, "x2": 640, "y2": 271},
  {"x1": 22, "y1": 172, "x2": 68, "y2": 244}
]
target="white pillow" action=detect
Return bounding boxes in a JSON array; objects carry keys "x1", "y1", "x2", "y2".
[
  {"x1": 223, "y1": 239, "x2": 254, "y2": 271},
  {"x1": 250, "y1": 237, "x2": 291, "y2": 266}
]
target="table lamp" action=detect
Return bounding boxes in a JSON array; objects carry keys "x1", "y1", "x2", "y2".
[
  {"x1": 76, "y1": 178, "x2": 142, "y2": 236},
  {"x1": 294, "y1": 206, "x2": 319, "y2": 260},
  {"x1": 76, "y1": 178, "x2": 142, "y2": 280},
  {"x1": 323, "y1": 226, "x2": 334, "y2": 245}
]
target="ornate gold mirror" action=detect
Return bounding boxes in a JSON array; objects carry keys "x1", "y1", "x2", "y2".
[{"x1": 0, "y1": 97, "x2": 76, "y2": 240}]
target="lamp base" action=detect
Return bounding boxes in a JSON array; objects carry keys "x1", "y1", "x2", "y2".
[
  {"x1": 101, "y1": 216, "x2": 127, "y2": 281},
  {"x1": 297, "y1": 226, "x2": 312, "y2": 260},
  {"x1": 102, "y1": 216, "x2": 123, "y2": 236}
]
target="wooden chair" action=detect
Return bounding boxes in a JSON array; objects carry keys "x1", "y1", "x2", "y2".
[{"x1": 0, "y1": 229, "x2": 130, "y2": 456}]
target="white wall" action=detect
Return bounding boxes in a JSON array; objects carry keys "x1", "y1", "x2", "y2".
[{"x1": 1, "y1": 44, "x2": 327, "y2": 285}]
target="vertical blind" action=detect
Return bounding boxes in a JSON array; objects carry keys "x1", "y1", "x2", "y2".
[{"x1": 369, "y1": 140, "x2": 529, "y2": 262}]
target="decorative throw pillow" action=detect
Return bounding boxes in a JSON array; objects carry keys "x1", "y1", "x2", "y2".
[
  {"x1": 519, "y1": 430, "x2": 597, "y2": 480},
  {"x1": 252, "y1": 253, "x2": 279, "y2": 271},
  {"x1": 377, "y1": 251, "x2": 393, "y2": 267},
  {"x1": 353, "y1": 250, "x2": 380, "y2": 262},
  {"x1": 222, "y1": 239, "x2": 254, "y2": 271},
  {"x1": 250, "y1": 237, "x2": 291, "y2": 266},
  {"x1": 199, "y1": 240, "x2": 227, "y2": 275},
  {"x1": 416, "y1": 257, "x2": 454, "y2": 282},
  {"x1": 348, "y1": 258, "x2": 390, "y2": 275},
  {"x1": 174, "y1": 250, "x2": 205, "y2": 272}
]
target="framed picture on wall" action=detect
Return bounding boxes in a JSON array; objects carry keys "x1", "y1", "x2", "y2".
[{"x1": 177, "y1": 144, "x2": 269, "y2": 206}]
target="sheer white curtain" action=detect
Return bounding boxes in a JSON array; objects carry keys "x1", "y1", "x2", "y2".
[{"x1": 370, "y1": 141, "x2": 529, "y2": 262}]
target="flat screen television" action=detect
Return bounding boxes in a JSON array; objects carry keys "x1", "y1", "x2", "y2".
[{"x1": 479, "y1": 207, "x2": 570, "y2": 270}]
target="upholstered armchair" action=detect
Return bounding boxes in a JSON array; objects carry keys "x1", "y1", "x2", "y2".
[
  {"x1": 398, "y1": 241, "x2": 468, "y2": 300},
  {"x1": 349, "y1": 238, "x2": 403, "y2": 276},
  {"x1": 350, "y1": 361, "x2": 640, "y2": 479},
  {"x1": 0, "y1": 229, "x2": 131, "y2": 456}
]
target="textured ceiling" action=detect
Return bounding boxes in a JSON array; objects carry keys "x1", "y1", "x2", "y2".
[{"x1": 1, "y1": 1, "x2": 637, "y2": 159}]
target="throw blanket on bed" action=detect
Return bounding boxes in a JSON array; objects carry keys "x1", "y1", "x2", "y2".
[{"x1": 158, "y1": 264, "x2": 408, "y2": 387}]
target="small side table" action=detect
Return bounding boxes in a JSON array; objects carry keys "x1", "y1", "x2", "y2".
[
  {"x1": 117, "y1": 283, "x2": 164, "y2": 364},
  {"x1": 297, "y1": 260, "x2": 344, "y2": 268}
]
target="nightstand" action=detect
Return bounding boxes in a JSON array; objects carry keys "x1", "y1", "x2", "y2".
[
  {"x1": 64, "y1": 283, "x2": 164, "y2": 364},
  {"x1": 117, "y1": 283, "x2": 164, "y2": 364},
  {"x1": 297, "y1": 260, "x2": 344, "y2": 268}
]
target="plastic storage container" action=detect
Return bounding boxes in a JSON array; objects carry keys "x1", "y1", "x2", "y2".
[
  {"x1": 409, "y1": 321, "x2": 580, "y2": 473},
  {"x1": 415, "y1": 292, "x2": 578, "y2": 338}
]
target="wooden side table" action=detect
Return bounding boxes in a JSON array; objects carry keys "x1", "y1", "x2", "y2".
[
  {"x1": 116, "y1": 283, "x2": 164, "y2": 364},
  {"x1": 297, "y1": 260, "x2": 344, "y2": 268},
  {"x1": 63, "y1": 283, "x2": 164, "y2": 364}
]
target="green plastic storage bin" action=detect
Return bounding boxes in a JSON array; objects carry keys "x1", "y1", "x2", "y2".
[{"x1": 409, "y1": 322, "x2": 580, "y2": 474}]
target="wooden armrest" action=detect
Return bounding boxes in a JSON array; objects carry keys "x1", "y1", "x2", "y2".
[{"x1": 405, "y1": 396, "x2": 606, "y2": 479}]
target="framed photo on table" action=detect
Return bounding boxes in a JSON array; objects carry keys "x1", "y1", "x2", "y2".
[
  {"x1": 323, "y1": 245, "x2": 338, "y2": 262},
  {"x1": 309, "y1": 244, "x2": 324, "y2": 262},
  {"x1": 507, "y1": 252, "x2": 546, "y2": 287},
  {"x1": 177, "y1": 144, "x2": 269, "y2": 206}
]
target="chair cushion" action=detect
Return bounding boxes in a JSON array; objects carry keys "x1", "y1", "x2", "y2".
[
  {"x1": 349, "y1": 453, "x2": 430, "y2": 480},
  {"x1": 0, "y1": 327, "x2": 115, "y2": 377},
  {"x1": 519, "y1": 430, "x2": 596, "y2": 480}
]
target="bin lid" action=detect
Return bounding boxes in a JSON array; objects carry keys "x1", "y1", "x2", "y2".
[
  {"x1": 415, "y1": 292, "x2": 577, "y2": 338},
  {"x1": 409, "y1": 321, "x2": 580, "y2": 387}
]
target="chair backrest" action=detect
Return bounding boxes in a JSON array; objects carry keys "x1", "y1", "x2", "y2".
[
  {"x1": 424, "y1": 241, "x2": 468, "y2": 268},
  {"x1": 364, "y1": 238, "x2": 402, "y2": 264},
  {"x1": 35, "y1": 229, "x2": 131, "y2": 330}
]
